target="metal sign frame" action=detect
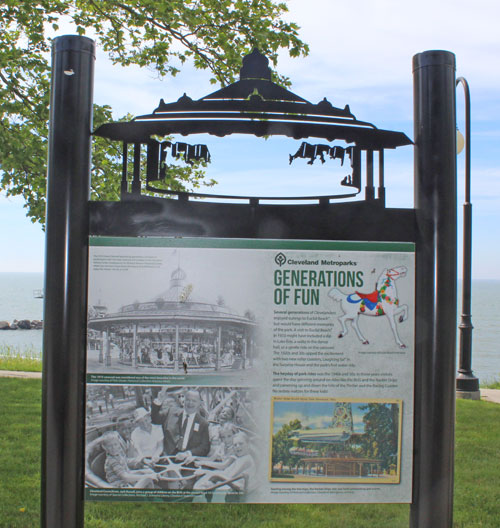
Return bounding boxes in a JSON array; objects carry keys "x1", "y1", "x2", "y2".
[{"x1": 42, "y1": 36, "x2": 457, "y2": 527}]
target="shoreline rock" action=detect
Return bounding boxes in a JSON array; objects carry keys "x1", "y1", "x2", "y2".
[{"x1": 0, "y1": 319, "x2": 43, "y2": 330}]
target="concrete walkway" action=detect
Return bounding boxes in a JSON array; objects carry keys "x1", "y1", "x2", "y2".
[
  {"x1": 479, "y1": 389, "x2": 500, "y2": 404},
  {"x1": 1, "y1": 369, "x2": 499, "y2": 403},
  {"x1": 0, "y1": 370, "x2": 42, "y2": 379}
]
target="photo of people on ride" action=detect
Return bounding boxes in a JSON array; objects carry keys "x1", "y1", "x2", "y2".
[{"x1": 85, "y1": 385, "x2": 260, "y2": 498}]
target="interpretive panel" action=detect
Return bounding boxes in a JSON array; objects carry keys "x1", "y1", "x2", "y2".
[{"x1": 85, "y1": 237, "x2": 415, "y2": 503}]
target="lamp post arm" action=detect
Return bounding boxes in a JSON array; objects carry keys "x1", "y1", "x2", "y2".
[{"x1": 456, "y1": 77, "x2": 471, "y2": 203}]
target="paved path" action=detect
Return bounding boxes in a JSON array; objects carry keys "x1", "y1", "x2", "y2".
[
  {"x1": 0, "y1": 370, "x2": 42, "y2": 379},
  {"x1": 480, "y1": 389, "x2": 500, "y2": 404},
  {"x1": 1, "y1": 370, "x2": 499, "y2": 404}
]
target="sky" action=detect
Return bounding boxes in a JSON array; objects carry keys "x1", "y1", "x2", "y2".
[
  {"x1": 272, "y1": 400, "x2": 374, "y2": 434},
  {"x1": 1, "y1": 0, "x2": 499, "y2": 278}
]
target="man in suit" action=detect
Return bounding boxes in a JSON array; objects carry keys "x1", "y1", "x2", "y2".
[
  {"x1": 151, "y1": 390, "x2": 183, "y2": 455},
  {"x1": 151, "y1": 389, "x2": 210, "y2": 459},
  {"x1": 175, "y1": 390, "x2": 210, "y2": 460}
]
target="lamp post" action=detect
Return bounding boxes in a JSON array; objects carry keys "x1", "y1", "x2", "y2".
[{"x1": 456, "y1": 76, "x2": 480, "y2": 399}]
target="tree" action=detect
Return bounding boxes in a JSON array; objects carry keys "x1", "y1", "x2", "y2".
[
  {"x1": 271, "y1": 418, "x2": 302, "y2": 472},
  {"x1": 0, "y1": 0, "x2": 308, "y2": 226},
  {"x1": 359, "y1": 403, "x2": 399, "y2": 470}
]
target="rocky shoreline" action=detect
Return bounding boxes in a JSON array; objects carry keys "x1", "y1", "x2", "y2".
[{"x1": 0, "y1": 320, "x2": 43, "y2": 330}]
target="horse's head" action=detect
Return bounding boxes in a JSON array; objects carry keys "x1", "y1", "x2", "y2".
[
  {"x1": 377, "y1": 266, "x2": 408, "y2": 288},
  {"x1": 387, "y1": 266, "x2": 407, "y2": 280}
]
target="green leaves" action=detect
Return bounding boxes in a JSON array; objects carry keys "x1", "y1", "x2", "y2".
[
  {"x1": 359, "y1": 403, "x2": 399, "y2": 470},
  {"x1": 271, "y1": 418, "x2": 302, "y2": 469},
  {"x1": 0, "y1": 0, "x2": 308, "y2": 226}
]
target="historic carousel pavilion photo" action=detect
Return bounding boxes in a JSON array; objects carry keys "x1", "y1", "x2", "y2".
[{"x1": 87, "y1": 267, "x2": 258, "y2": 373}]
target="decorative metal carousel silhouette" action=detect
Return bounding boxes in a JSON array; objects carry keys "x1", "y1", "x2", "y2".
[{"x1": 94, "y1": 48, "x2": 411, "y2": 205}]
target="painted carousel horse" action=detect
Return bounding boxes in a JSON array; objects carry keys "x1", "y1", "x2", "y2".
[{"x1": 328, "y1": 266, "x2": 409, "y2": 349}]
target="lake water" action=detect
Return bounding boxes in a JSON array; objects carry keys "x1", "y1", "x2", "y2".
[
  {"x1": 0, "y1": 272, "x2": 44, "y2": 356},
  {"x1": 0, "y1": 272, "x2": 498, "y2": 382}
]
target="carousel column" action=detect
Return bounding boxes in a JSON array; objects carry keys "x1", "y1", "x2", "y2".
[
  {"x1": 132, "y1": 324, "x2": 137, "y2": 369},
  {"x1": 174, "y1": 324, "x2": 179, "y2": 373},
  {"x1": 98, "y1": 332, "x2": 104, "y2": 363},
  {"x1": 242, "y1": 338, "x2": 247, "y2": 370},
  {"x1": 104, "y1": 330, "x2": 111, "y2": 367},
  {"x1": 216, "y1": 326, "x2": 221, "y2": 371},
  {"x1": 248, "y1": 336, "x2": 254, "y2": 367}
]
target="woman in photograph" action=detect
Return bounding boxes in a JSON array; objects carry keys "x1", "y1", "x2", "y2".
[
  {"x1": 130, "y1": 407, "x2": 164, "y2": 463},
  {"x1": 194, "y1": 423, "x2": 237, "y2": 468},
  {"x1": 193, "y1": 432, "x2": 255, "y2": 491},
  {"x1": 207, "y1": 389, "x2": 237, "y2": 440},
  {"x1": 101, "y1": 432, "x2": 159, "y2": 488}
]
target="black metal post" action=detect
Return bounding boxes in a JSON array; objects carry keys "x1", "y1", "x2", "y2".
[
  {"x1": 377, "y1": 150, "x2": 385, "y2": 204},
  {"x1": 455, "y1": 77, "x2": 479, "y2": 397},
  {"x1": 365, "y1": 150, "x2": 375, "y2": 200},
  {"x1": 132, "y1": 143, "x2": 141, "y2": 194},
  {"x1": 411, "y1": 50, "x2": 457, "y2": 528},
  {"x1": 42, "y1": 35, "x2": 95, "y2": 528},
  {"x1": 121, "y1": 142, "x2": 129, "y2": 196}
]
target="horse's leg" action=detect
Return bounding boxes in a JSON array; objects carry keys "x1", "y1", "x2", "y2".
[
  {"x1": 386, "y1": 307, "x2": 406, "y2": 348},
  {"x1": 396, "y1": 304, "x2": 408, "y2": 323},
  {"x1": 337, "y1": 313, "x2": 350, "y2": 338},
  {"x1": 350, "y1": 316, "x2": 369, "y2": 345}
]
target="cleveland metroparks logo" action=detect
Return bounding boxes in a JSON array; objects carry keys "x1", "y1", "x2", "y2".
[{"x1": 274, "y1": 253, "x2": 287, "y2": 267}]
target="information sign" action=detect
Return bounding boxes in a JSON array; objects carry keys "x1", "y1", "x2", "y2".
[{"x1": 85, "y1": 237, "x2": 414, "y2": 503}]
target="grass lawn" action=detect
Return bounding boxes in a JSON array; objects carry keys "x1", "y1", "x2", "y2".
[
  {"x1": 0, "y1": 345, "x2": 42, "y2": 372},
  {"x1": 1, "y1": 378, "x2": 499, "y2": 527}
]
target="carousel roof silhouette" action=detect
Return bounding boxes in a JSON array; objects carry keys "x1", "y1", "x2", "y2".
[{"x1": 95, "y1": 48, "x2": 411, "y2": 149}]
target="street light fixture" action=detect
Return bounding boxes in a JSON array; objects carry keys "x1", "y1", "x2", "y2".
[{"x1": 456, "y1": 76, "x2": 480, "y2": 399}]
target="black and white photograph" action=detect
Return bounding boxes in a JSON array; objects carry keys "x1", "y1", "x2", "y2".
[
  {"x1": 87, "y1": 242, "x2": 265, "y2": 376},
  {"x1": 85, "y1": 385, "x2": 261, "y2": 501}
]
